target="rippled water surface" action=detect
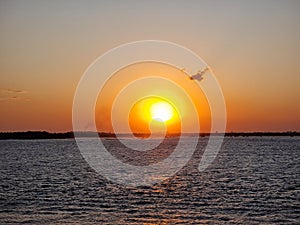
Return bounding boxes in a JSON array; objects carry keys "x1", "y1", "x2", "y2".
[{"x1": 0, "y1": 137, "x2": 299, "y2": 224}]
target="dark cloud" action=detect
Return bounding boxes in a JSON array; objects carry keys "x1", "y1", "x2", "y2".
[{"x1": 187, "y1": 67, "x2": 211, "y2": 81}]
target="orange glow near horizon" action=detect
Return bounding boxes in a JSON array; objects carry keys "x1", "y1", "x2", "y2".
[
  {"x1": 128, "y1": 97, "x2": 180, "y2": 135},
  {"x1": 95, "y1": 62, "x2": 211, "y2": 134}
]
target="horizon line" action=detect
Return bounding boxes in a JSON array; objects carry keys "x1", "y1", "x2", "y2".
[{"x1": 0, "y1": 130, "x2": 299, "y2": 140}]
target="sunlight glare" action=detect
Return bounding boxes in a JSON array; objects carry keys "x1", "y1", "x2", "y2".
[{"x1": 150, "y1": 101, "x2": 174, "y2": 122}]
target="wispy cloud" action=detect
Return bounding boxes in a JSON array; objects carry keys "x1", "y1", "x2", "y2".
[
  {"x1": 0, "y1": 97, "x2": 17, "y2": 102},
  {"x1": 0, "y1": 88, "x2": 30, "y2": 102},
  {"x1": 1, "y1": 89, "x2": 28, "y2": 94}
]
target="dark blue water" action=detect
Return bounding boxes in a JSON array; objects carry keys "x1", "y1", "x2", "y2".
[{"x1": 0, "y1": 137, "x2": 299, "y2": 224}]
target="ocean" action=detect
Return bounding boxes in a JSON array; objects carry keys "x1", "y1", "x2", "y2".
[{"x1": 0, "y1": 137, "x2": 299, "y2": 224}]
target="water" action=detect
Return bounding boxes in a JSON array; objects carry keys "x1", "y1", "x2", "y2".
[{"x1": 0, "y1": 137, "x2": 299, "y2": 224}]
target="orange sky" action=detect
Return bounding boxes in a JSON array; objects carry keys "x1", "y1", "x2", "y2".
[
  {"x1": 0, "y1": 1, "x2": 299, "y2": 132},
  {"x1": 95, "y1": 62, "x2": 211, "y2": 134}
]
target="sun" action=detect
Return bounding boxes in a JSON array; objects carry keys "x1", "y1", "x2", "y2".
[
  {"x1": 150, "y1": 101, "x2": 174, "y2": 122},
  {"x1": 127, "y1": 97, "x2": 181, "y2": 134}
]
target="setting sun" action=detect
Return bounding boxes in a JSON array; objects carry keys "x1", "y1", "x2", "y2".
[
  {"x1": 122, "y1": 96, "x2": 181, "y2": 135},
  {"x1": 95, "y1": 62, "x2": 210, "y2": 134},
  {"x1": 150, "y1": 101, "x2": 174, "y2": 122}
]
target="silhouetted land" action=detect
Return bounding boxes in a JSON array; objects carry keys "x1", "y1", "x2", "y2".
[{"x1": 0, "y1": 131, "x2": 299, "y2": 140}]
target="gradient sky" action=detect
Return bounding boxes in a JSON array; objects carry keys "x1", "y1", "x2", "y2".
[{"x1": 0, "y1": 0, "x2": 299, "y2": 132}]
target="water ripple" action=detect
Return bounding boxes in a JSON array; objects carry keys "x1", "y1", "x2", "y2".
[{"x1": 0, "y1": 137, "x2": 299, "y2": 224}]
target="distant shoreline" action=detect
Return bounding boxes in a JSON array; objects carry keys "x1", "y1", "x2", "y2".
[{"x1": 0, "y1": 131, "x2": 299, "y2": 140}]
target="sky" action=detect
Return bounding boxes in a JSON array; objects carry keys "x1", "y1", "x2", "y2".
[{"x1": 0, "y1": 0, "x2": 300, "y2": 132}]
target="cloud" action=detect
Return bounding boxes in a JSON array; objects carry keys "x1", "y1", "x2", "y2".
[
  {"x1": 1, "y1": 89, "x2": 27, "y2": 94},
  {"x1": 0, "y1": 97, "x2": 18, "y2": 102},
  {"x1": 190, "y1": 67, "x2": 211, "y2": 81},
  {"x1": 181, "y1": 66, "x2": 213, "y2": 81},
  {"x1": 0, "y1": 88, "x2": 29, "y2": 102}
]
